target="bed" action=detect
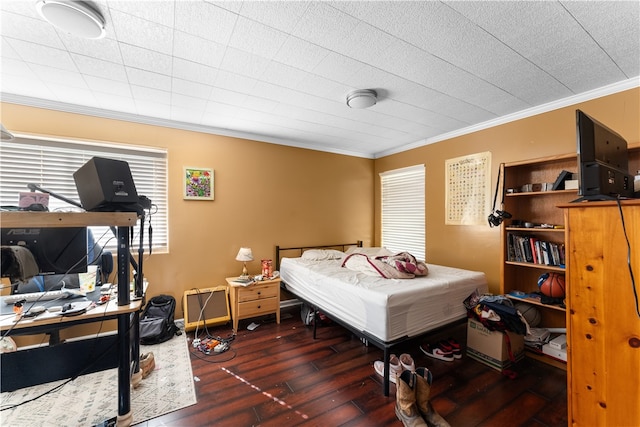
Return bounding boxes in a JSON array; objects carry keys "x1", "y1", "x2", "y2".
[{"x1": 275, "y1": 242, "x2": 488, "y2": 396}]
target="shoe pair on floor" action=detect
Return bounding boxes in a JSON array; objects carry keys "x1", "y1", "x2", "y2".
[
  {"x1": 373, "y1": 353, "x2": 416, "y2": 384},
  {"x1": 420, "y1": 338, "x2": 462, "y2": 362},
  {"x1": 395, "y1": 368, "x2": 450, "y2": 427}
]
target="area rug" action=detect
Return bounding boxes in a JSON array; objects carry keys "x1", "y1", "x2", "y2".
[{"x1": 0, "y1": 333, "x2": 196, "y2": 426}]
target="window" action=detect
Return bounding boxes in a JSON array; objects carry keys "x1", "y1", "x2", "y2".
[
  {"x1": 380, "y1": 164, "x2": 425, "y2": 260},
  {"x1": 0, "y1": 136, "x2": 168, "y2": 256}
]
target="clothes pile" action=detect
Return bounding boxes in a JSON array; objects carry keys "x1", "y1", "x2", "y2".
[{"x1": 464, "y1": 289, "x2": 529, "y2": 335}]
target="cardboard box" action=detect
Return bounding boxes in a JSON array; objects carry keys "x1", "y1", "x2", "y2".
[{"x1": 467, "y1": 318, "x2": 524, "y2": 371}]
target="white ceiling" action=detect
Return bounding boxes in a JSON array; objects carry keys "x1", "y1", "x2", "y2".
[{"x1": 1, "y1": 1, "x2": 638, "y2": 159}]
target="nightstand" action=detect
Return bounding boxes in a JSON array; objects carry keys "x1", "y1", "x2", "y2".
[{"x1": 225, "y1": 277, "x2": 281, "y2": 332}]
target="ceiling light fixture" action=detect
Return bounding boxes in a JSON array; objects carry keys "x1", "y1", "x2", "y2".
[
  {"x1": 1, "y1": 124, "x2": 15, "y2": 141},
  {"x1": 346, "y1": 89, "x2": 378, "y2": 109},
  {"x1": 36, "y1": 0, "x2": 106, "y2": 39}
]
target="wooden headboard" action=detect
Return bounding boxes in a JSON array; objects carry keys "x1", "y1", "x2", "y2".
[{"x1": 275, "y1": 241, "x2": 362, "y2": 271}]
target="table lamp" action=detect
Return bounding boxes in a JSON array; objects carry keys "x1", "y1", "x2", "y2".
[{"x1": 235, "y1": 247, "x2": 253, "y2": 278}]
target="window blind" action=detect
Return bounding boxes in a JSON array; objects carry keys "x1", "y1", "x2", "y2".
[
  {"x1": 380, "y1": 164, "x2": 425, "y2": 261},
  {"x1": 0, "y1": 136, "x2": 168, "y2": 255}
]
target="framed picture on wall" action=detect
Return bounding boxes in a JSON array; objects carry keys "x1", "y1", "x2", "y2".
[{"x1": 184, "y1": 167, "x2": 214, "y2": 200}]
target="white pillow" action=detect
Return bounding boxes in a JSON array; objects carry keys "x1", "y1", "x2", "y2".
[
  {"x1": 300, "y1": 249, "x2": 345, "y2": 261},
  {"x1": 344, "y1": 246, "x2": 393, "y2": 257}
]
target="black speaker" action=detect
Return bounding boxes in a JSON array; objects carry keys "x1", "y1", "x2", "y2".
[{"x1": 73, "y1": 157, "x2": 139, "y2": 212}]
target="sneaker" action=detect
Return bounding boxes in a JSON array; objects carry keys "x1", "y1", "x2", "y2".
[
  {"x1": 420, "y1": 342, "x2": 454, "y2": 362},
  {"x1": 446, "y1": 337, "x2": 462, "y2": 359},
  {"x1": 374, "y1": 354, "x2": 402, "y2": 383},
  {"x1": 399, "y1": 353, "x2": 415, "y2": 372},
  {"x1": 437, "y1": 339, "x2": 462, "y2": 360}
]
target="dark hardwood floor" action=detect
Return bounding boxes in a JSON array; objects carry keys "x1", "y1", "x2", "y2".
[{"x1": 141, "y1": 307, "x2": 568, "y2": 427}]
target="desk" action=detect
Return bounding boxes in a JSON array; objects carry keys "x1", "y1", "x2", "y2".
[
  {"x1": 1, "y1": 298, "x2": 142, "y2": 390},
  {"x1": 1, "y1": 211, "x2": 139, "y2": 426}
]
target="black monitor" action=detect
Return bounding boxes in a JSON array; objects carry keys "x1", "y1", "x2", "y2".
[
  {"x1": 1, "y1": 227, "x2": 88, "y2": 278},
  {"x1": 576, "y1": 109, "x2": 633, "y2": 201},
  {"x1": 73, "y1": 157, "x2": 139, "y2": 212}
]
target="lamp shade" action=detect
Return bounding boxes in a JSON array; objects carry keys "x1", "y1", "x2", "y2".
[{"x1": 235, "y1": 247, "x2": 253, "y2": 262}]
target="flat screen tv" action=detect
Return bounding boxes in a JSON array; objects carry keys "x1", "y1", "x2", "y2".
[
  {"x1": 576, "y1": 109, "x2": 633, "y2": 201},
  {"x1": 0, "y1": 227, "x2": 88, "y2": 278}
]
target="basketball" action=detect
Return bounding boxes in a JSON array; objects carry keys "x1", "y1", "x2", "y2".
[
  {"x1": 515, "y1": 303, "x2": 542, "y2": 327},
  {"x1": 537, "y1": 272, "x2": 566, "y2": 298}
]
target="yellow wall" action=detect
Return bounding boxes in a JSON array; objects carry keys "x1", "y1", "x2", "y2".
[
  {"x1": 374, "y1": 87, "x2": 640, "y2": 293},
  {"x1": 1, "y1": 87, "x2": 638, "y2": 343},
  {"x1": 0, "y1": 103, "x2": 375, "y2": 328}
]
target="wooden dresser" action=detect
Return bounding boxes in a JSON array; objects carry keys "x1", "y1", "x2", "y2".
[
  {"x1": 225, "y1": 277, "x2": 281, "y2": 333},
  {"x1": 562, "y1": 200, "x2": 640, "y2": 426}
]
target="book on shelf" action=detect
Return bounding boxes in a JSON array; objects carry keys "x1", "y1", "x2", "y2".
[{"x1": 506, "y1": 233, "x2": 565, "y2": 267}]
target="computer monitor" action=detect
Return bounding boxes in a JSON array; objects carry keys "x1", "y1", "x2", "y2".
[
  {"x1": 0, "y1": 227, "x2": 88, "y2": 278},
  {"x1": 576, "y1": 109, "x2": 633, "y2": 201},
  {"x1": 73, "y1": 157, "x2": 139, "y2": 212}
]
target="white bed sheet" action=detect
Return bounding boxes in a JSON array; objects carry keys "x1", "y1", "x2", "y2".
[{"x1": 280, "y1": 257, "x2": 488, "y2": 342}]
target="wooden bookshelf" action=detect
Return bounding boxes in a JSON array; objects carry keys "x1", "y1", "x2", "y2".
[{"x1": 500, "y1": 145, "x2": 639, "y2": 368}]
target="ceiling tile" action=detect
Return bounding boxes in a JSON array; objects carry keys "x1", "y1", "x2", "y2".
[
  {"x1": 228, "y1": 17, "x2": 289, "y2": 59},
  {"x1": 6, "y1": 39, "x2": 77, "y2": 71},
  {"x1": 237, "y1": 1, "x2": 310, "y2": 33},
  {"x1": 126, "y1": 67, "x2": 172, "y2": 92},
  {"x1": 119, "y1": 44, "x2": 172, "y2": 75},
  {"x1": 172, "y1": 78, "x2": 213, "y2": 100},
  {"x1": 174, "y1": 1, "x2": 237, "y2": 44},
  {"x1": 46, "y1": 84, "x2": 98, "y2": 106},
  {"x1": 131, "y1": 85, "x2": 171, "y2": 105},
  {"x1": 172, "y1": 57, "x2": 218, "y2": 86},
  {"x1": 219, "y1": 47, "x2": 271, "y2": 81},
  {"x1": 71, "y1": 53, "x2": 128, "y2": 82},
  {"x1": 84, "y1": 75, "x2": 132, "y2": 97},
  {"x1": 563, "y1": 1, "x2": 640, "y2": 77},
  {"x1": 110, "y1": 9, "x2": 174, "y2": 55},
  {"x1": 107, "y1": 0, "x2": 175, "y2": 27},
  {"x1": 291, "y1": 2, "x2": 361, "y2": 51},
  {"x1": 28, "y1": 63, "x2": 89, "y2": 89},
  {"x1": 273, "y1": 36, "x2": 330, "y2": 72},
  {"x1": 260, "y1": 61, "x2": 311, "y2": 88},
  {"x1": 0, "y1": 10, "x2": 65, "y2": 49},
  {"x1": 172, "y1": 31, "x2": 226, "y2": 69}
]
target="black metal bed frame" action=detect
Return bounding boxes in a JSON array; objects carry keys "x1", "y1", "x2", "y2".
[{"x1": 275, "y1": 241, "x2": 457, "y2": 397}]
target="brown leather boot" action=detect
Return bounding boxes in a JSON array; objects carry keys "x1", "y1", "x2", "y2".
[
  {"x1": 395, "y1": 370, "x2": 428, "y2": 427},
  {"x1": 140, "y1": 352, "x2": 155, "y2": 378},
  {"x1": 414, "y1": 367, "x2": 450, "y2": 427}
]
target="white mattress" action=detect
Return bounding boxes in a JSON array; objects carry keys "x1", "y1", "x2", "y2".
[{"x1": 280, "y1": 257, "x2": 488, "y2": 342}]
